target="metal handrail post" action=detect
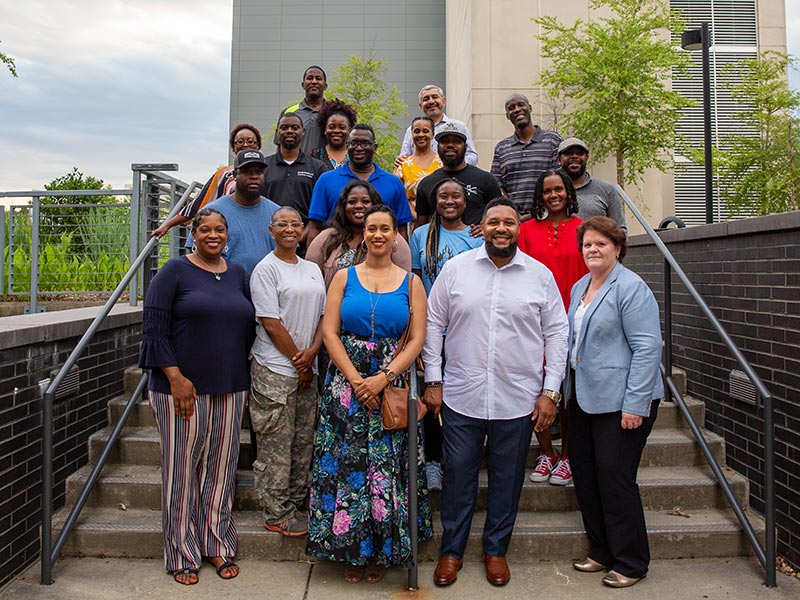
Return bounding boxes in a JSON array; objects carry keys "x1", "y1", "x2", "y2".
[
  {"x1": 41, "y1": 388, "x2": 54, "y2": 585},
  {"x1": 407, "y1": 367, "x2": 420, "y2": 591},
  {"x1": 663, "y1": 261, "x2": 672, "y2": 402},
  {"x1": 30, "y1": 196, "x2": 40, "y2": 313},
  {"x1": 764, "y1": 390, "x2": 776, "y2": 587},
  {"x1": 128, "y1": 171, "x2": 141, "y2": 306}
]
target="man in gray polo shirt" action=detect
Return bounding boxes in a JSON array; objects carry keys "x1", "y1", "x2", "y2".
[
  {"x1": 273, "y1": 65, "x2": 328, "y2": 153},
  {"x1": 491, "y1": 93, "x2": 561, "y2": 219},
  {"x1": 557, "y1": 137, "x2": 627, "y2": 234}
]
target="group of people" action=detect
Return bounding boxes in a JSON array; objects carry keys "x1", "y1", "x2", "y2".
[{"x1": 139, "y1": 65, "x2": 662, "y2": 590}]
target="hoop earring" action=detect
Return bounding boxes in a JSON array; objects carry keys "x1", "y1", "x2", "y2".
[
  {"x1": 191, "y1": 244, "x2": 197, "y2": 253},
  {"x1": 360, "y1": 239, "x2": 368, "y2": 252}
]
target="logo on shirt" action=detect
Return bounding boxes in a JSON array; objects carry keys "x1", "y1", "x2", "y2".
[{"x1": 297, "y1": 171, "x2": 314, "y2": 179}]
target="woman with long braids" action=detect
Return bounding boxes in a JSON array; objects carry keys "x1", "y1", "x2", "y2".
[
  {"x1": 518, "y1": 168, "x2": 588, "y2": 487},
  {"x1": 410, "y1": 177, "x2": 483, "y2": 490}
]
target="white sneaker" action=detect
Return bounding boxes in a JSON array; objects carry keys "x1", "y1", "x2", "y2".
[
  {"x1": 549, "y1": 458, "x2": 573, "y2": 485},
  {"x1": 529, "y1": 454, "x2": 554, "y2": 483}
]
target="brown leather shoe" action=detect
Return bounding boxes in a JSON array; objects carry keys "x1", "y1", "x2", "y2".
[
  {"x1": 434, "y1": 556, "x2": 462, "y2": 586},
  {"x1": 484, "y1": 554, "x2": 510, "y2": 586}
]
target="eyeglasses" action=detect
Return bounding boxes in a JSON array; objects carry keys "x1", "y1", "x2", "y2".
[
  {"x1": 272, "y1": 221, "x2": 304, "y2": 230},
  {"x1": 234, "y1": 137, "x2": 258, "y2": 146},
  {"x1": 346, "y1": 140, "x2": 375, "y2": 149}
]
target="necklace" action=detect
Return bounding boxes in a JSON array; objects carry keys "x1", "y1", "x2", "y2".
[
  {"x1": 193, "y1": 252, "x2": 223, "y2": 281},
  {"x1": 365, "y1": 267, "x2": 393, "y2": 339}
]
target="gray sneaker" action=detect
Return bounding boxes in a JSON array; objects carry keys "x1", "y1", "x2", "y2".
[
  {"x1": 264, "y1": 515, "x2": 307, "y2": 537},
  {"x1": 426, "y1": 461, "x2": 443, "y2": 492}
]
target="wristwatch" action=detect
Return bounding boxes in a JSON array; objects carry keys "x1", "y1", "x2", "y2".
[
  {"x1": 380, "y1": 368, "x2": 396, "y2": 382},
  {"x1": 541, "y1": 389, "x2": 562, "y2": 406}
]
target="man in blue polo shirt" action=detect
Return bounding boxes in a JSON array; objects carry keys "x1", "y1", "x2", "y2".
[{"x1": 306, "y1": 123, "x2": 413, "y2": 245}]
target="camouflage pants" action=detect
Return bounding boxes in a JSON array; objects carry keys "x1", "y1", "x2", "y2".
[{"x1": 249, "y1": 360, "x2": 318, "y2": 524}]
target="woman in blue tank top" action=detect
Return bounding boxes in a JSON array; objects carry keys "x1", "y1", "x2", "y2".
[{"x1": 306, "y1": 205, "x2": 433, "y2": 584}]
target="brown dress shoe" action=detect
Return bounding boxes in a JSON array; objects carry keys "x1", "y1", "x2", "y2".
[
  {"x1": 484, "y1": 555, "x2": 510, "y2": 586},
  {"x1": 434, "y1": 556, "x2": 462, "y2": 586}
]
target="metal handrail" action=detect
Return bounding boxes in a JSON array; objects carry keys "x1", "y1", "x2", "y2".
[
  {"x1": 40, "y1": 181, "x2": 199, "y2": 585},
  {"x1": 617, "y1": 186, "x2": 775, "y2": 587}
]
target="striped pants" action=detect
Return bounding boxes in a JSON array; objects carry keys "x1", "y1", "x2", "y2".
[{"x1": 149, "y1": 390, "x2": 245, "y2": 572}]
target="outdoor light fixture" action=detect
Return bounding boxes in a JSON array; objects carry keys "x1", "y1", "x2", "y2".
[{"x1": 681, "y1": 22, "x2": 713, "y2": 224}]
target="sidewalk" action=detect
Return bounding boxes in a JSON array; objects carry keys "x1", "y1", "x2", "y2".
[{"x1": 3, "y1": 557, "x2": 799, "y2": 600}]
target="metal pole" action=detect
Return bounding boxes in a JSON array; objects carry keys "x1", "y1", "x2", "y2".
[
  {"x1": 40, "y1": 389, "x2": 54, "y2": 585},
  {"x1": 129, "y1": 170, "x2": 141, "y2": 306},
  {"x1": 764, "y1": 391, "x2": 776, "y2": 587},
  {"x1": 30, "y1": 196, "x2": 41, "y2": 313},
  {"x1": 663, "y1": 260, "x2": 673, "y2": 402},
  {"x1": 701, "y1": 22, "x2": 714, "y2": 224},
  {"x1": 407, "y1": 369, "x2": 420, "y2": 591}
]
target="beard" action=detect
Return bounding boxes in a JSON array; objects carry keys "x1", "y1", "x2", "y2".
[
  {"x1": 441, "y1": 147, "x2": 467, "y2": 169},
  {"x1": 567, "y1": 162, "x2": 586, "y2": 180},
  {"x1": 485, "y1": 240, "x2": 517, "y2": 259}
]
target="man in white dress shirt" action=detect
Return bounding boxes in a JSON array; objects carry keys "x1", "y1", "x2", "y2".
[{"x1": 422, "y1": 197, "x2": 569, "y2": 587}]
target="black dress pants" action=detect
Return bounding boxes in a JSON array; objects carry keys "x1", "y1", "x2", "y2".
[{"x1": 569, "y1": 395, "x2": 659, "y2": 579}]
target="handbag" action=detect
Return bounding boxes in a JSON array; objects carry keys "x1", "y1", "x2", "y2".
[{"x1": 381, "y1": 274, "x2": 428, "y2": 430}]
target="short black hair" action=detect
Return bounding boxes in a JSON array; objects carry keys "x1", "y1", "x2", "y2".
[
  {"x1": 349, "y1": 123, "x2": 376, "y2": 140},
  {"x1": 303, "y1": 65, "x2": 327, "y2": 81},
  {"x1": 228, "y1": 123, "x2": 262, "y2": 151},
  {"x1": 278, "y1": 112, "x2": 304, "y2": 128},
  {"x1": 482, "y1": 196, "x2": 519, "y2": 221},
  {"x1": 191, "y1": 207, "x2": 228, "y2": 234}
]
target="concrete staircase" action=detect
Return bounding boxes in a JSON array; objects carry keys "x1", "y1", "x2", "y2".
[{"x1": 54, "y1": 367, "x2": 764, "y2": 562}]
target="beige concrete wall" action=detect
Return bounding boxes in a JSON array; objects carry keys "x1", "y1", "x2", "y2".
[{"x1": 445, "y1": 0, "x2": 787, "y2": 234}]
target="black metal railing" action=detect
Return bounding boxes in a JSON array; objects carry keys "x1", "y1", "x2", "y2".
[
  {"x1": 40, "y1": 181, "x2": 198, "y2": 585},
  {"x1": 617, "y1": 186, "x2": 776, "y2": 587}
]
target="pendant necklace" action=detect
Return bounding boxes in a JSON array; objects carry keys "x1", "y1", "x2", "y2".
[
  {"x1": 366, "y1": 267, "x2": 392, "y2": 339},
  {"x1": 193, "y1": 253, "x2": 223, "y2": 281}
]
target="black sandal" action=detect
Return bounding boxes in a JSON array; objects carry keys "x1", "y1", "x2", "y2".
[
  {"x1": 172, "y1": 567, "x2": 199, "y2": 585},
  {"x1": 205, "y1": 557, "x2": 239, "y2": 579}
]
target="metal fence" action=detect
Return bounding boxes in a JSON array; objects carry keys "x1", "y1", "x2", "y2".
[{"x1": 1, "y1": 164, "x2": 197, "y2": 312}]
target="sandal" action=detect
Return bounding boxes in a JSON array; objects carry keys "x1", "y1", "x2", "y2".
[
  {"x1": 172, "y1": 567, "x2": 199, "y2": 585},
  {"x1": 344, "y1": 564, "x2": 365, "y2": 583},
  {"x1": 205, "y1": 556, "x2": 239, "y2": 579},
  {"x1": 364, "y1": 563, "x2": 385, "y2": 584}
]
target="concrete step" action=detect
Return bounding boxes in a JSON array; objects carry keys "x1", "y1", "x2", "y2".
[
  {"x1": 66, "y1": 462, "x2": 748, "y2": 514},
  {"x1": 89, "y1": 424, "x2": 726, "y2": 470},
  {"x1": 53, "y1": 505, "x2": 763, "y2": 562}
]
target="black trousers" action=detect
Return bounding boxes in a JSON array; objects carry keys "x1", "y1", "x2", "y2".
[
  {"x1": 440, "y1": 403, "x2": 534, "y2": 558},
  {"x1": 569, "y1": 394, "x2": 659, "y2": 579}
]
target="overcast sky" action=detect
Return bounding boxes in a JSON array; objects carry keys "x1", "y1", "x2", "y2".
[{"x1": 0, "y1": 1, "x2": 798, "y2": 193}]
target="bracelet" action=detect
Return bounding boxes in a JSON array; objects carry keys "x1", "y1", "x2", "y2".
[{"x1": 426, "y1": 381, "x2": 443, "y2": 388}]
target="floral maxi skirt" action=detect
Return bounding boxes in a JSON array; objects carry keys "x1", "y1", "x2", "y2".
[{"x1": 306, "y1": 333, "x2": 433, "y2": 567}]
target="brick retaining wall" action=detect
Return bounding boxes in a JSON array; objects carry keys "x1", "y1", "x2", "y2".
[{"x1": 0, "y1": 305, "x2": 142, "y2": 587}]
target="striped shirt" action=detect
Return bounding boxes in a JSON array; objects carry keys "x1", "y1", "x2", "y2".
[{"x1": 490, "y1": 127, "x2": 562, "y2": 214}]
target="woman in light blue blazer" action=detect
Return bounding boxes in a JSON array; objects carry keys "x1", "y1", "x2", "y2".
[{"x1": 565, "y1": 217, "x2": 663, "y2": 589}]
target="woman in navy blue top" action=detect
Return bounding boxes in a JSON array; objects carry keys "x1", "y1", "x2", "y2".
[
  {"x1": 306, "y1": 205, "x2": 433, "y2": 584},
  {"x1": 139, "y1": 208, "x2": 255, "y2": 585}
]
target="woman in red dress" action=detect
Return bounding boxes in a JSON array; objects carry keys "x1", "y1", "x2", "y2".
[{"x1": 518, "y1": 168, "x2": 588, "y2": 486}]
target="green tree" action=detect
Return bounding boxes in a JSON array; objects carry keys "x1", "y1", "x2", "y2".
[
  {"x1": 1, "y1": 40, "x2": 17, "y2": 77},
  {"x1": 42, "y1": 168, "x2": 118, "y2": 253},
  {"x1": 712, "y1": 52, "x2": 800, "y2": 216},
  {"x1": 329, "y1": 52, "x2": 407, "y2": 170},
  {"x1": 534, "y1": 0, "x2": 693, "y2": 188}
]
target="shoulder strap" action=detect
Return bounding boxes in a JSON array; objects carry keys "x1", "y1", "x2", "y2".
[{"x1": 393, "y1": 273, "x2": 414, "y2": 357}]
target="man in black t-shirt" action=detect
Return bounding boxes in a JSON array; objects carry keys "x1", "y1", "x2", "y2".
[{"x1": 414, "y1": 121, "x2": 502, "y2": 234}]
